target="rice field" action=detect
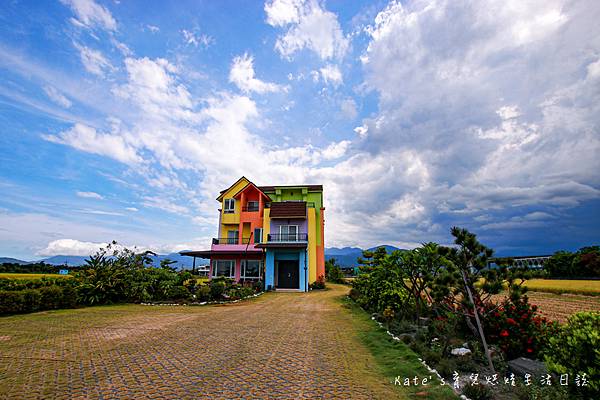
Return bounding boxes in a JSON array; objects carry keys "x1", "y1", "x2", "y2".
[
  {"x1": 492, "y1": 291, "x2": 600, "y2": 323},
  {"x1": 0, "y1": 273, "x2": 71, "y2": 279},
  {"x1": 522, "y1": 278, "x2": 600, "y2": 296}
]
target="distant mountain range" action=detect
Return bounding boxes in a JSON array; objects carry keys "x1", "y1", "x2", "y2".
[
  {"x1": 1, "y1": 245, "x2": 402, "y2": 269},
  {"x1": 325, "y1": 245, "x2": 403, "y2": 268}
]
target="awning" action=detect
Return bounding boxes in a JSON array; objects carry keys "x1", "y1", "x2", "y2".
[{"x1": 180, "y1": 250, "x2": 264, "y2": 257}]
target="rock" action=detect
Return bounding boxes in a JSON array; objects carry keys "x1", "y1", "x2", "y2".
[
  {"x1": 451, "y1": 347, "x2": 472, "y2": 356},
  {"x1": 508, "y1": 357, "x2": 548, "y2": 377},
  {"x1": 462, "y1": 342, "x2": 469, "y2": 349}
]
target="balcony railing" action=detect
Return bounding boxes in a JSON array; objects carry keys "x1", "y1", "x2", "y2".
[
  {"x1": 264, "y1": 202, "x2": 315, "y2": 208},
  {"x1": 242, "y1": 205, "x2": 259, "y2": 212},
  {"x1": 212, "y1": 237, "x2": 251, "y2": 245},
  {"x1": 267, "y1": 233, "x2": 308, "y2": 242}
]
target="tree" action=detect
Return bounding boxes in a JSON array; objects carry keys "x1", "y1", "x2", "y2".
[
  {"x1": 325, "y1": 258, "x2": 345, "y2": 283},
  {"x1": 357, "y1": 246, "x2": 388, "y2": 273},
  {"x1": 386, "y1": 242, "x2": 449, "y2": 323}
]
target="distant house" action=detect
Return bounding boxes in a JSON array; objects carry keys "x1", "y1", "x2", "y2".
[{"x1": 181, "y1": 176, "x2": 325, "y2": 291}]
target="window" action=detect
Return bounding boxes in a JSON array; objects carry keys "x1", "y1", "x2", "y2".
[
  {"x1": 242, "y1": 260, "x2": 261, "y2": 279},
  {"x1": 246, "y1": 201, "x2": 259, "y2": 211},
  {"x1": 227, "y1": 230, "x2": 239, "y2": 244},
  {"x1": 212, "y1": 260, "x2": 235, "y2": 278},
  {"x1": 224, "y1": 198, "x2": 235, "y2": 213},
  {"x1": 279, "y1": 225, "x2": 298, "y2": 241},
  {"x1": 254, "y1": 228, "x2": 263, "y2": 243}
]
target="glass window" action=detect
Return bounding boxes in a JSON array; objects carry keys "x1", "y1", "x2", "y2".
[
  {"x1": 227, "y1": 230, "x2": 239, "y2": 244},
  {"x1": 242, "y1": 260, "x2": 261, "y2": 278},
  {"x1": 254, "y1": 228, "x2": 263, "y2": 243},
  {"x1": 212, "y1": 260, "x2": 234, "y2": 277},
  {"x1": 279, "y1": 225, "x2": 298, "y2": 241},
  {"x1": 246, "y1": 201, "x2": 259, "y2": 211},
  {"x1": 224, "y1": 198, "x2": 235, "y2": 213}
]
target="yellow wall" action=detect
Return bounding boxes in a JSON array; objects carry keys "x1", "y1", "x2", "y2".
[
  {"x1": 219, "y1": 178, "x2": 248, "y2": 230},
  {"x1": 263, "y1": 208, "x2": 270, "y2": 241},
  {"x1": 308, "y1": 208, "x2": 317, "y2": 283}
]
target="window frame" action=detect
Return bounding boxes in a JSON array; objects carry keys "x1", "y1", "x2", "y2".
[
  {"x1": 254, "y1": 228, "x2": 263, "y2": 244},
  {"x1": 241, "y1": 260, "x2": 262, "y2": 279},
  {"x1": 246, "y1": 201, "x2": 259, "y2": 212},
  {"x1": 279, "y1": 225, "x2": 298, "y2": 241},
  {"x1": 224, "y1": 198, "x2": 235, "y2": 213},
  {"x1": 211, "y1": 260, "x2": 235, "y2": 278}
]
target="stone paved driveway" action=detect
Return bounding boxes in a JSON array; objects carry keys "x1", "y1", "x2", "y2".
[{"x1": 0, "y1": 285, "x2": 401, "y2": 399}]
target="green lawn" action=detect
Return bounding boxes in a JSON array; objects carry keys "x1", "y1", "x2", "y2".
[
  {"x1": 0, "y1": 273, "x2": 72, "y2": 279},
  {"x1": 340, "y1": 295, "x2": 456, "y2": 399}
]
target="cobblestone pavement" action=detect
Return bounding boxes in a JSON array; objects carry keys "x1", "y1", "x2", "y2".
[{"x1": 0, "y1": 285, "x2": 401, "y2": 399}]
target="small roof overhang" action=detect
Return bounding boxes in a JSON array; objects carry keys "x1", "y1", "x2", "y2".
[
  {"x1": 180, "y1": 249, "x2": 263, "y2": 257},
  {"x1": 255, "y1": 242, "x2": 307, "y2": 249}
]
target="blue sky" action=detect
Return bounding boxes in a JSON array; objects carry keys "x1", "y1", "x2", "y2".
[{"x1": 0, "y1": 0, "x2": 598, "y2": 260}]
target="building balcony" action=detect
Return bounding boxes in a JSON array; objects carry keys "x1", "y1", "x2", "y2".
[
  {"x1": 256, "y1": 233, "x2": 308, "y2": 248},
  {"x1": 267, "y1": 233, "x2": 308, "y2": 243},
  {"x1": 212, "y1": 237, "x2": 252, "y2": 245}
]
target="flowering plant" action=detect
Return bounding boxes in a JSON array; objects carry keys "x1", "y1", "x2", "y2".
[{"x1": 481, "y1": 296, "x2": 558, "y2": 359}]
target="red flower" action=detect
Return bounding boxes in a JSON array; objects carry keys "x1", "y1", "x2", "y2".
[
  {"x1": 526, "y1": 348, "x2": 533, "y2": 353},
  {"x1": 506, "y1": 318, "x2": 517, "y2": 325},
  {"x1": 500, "y1": 329, "x2": 509, "y2": 337}
]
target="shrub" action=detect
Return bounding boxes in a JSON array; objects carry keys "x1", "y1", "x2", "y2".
[
  {"x1": 435, "y1": 358, "x2": 458, "y2": 379},
  {"x1": 545, "y1": 312, "x2": 600, "y2": 397},
  {"x1": 209, "y1": 277, "x2": 230, "y2": 299},
  {"x1": 0, "y1": 284, "x2": 79, "y2": 315},
  {"x1": 310, "y1": 275, "x2": 326, "y2": 290},
  {"x1": 39, "y1": 285, "x2": 63, "y2": 309},
  {"x1": 196, "y1": 285, "x2": 211, "y2": 302},
  {"x1": 252, "y1": 280, "x2": 264, "y2": 293},
  {"x1": 481, "y1": 296, "x2": 558, "y2": 359},
  {"x1": 462, "y1": 383, "x2": 493, "y2": 400},
  {"x1": 325, "y1": 258, "x2": 345, "y2": 283}
]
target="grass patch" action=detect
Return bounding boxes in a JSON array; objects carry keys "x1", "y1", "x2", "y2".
[
  {"x1": 340, "y1": 296, "x2": 456, "y2": 399},
  {"x1": 0, "y1": 273, "x2": 71, "y2": 279}
]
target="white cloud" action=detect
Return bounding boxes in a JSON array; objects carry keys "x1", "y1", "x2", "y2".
[
  {"x1": 181, "y1": 29, "x2": 213, "y2": 47},
  {"x1": 142, "y1": 196, "x2": 190, "y2": 214},
  {"x1": 74, "y1": 43, "x2": 113, "y2": 76},
  {"x1": 126, "y1": 207, "x2": 139, "y2": 212},
  {"x1": 76, "y1": 191, "x2": 103, "y2": 199},
  {"x1": 38, "y1": 238, "x2": 107, "y2": 256},
  {"x1": 43, "y1": 123, "x2": 141, "y2": 165},
  {"x1": 340, "y1": 98, "x2": 357, "y2": 119},
  {"x1": 147, "y1": 25, "x2": 160, "y2": 33},
  {"x1": 229, "y1": 53, "x2": 286, "y2": 93},
  {"x1": 43, "y1": 86, "x2": 72, "y2": 108},
  {"x1": 315, "y1": 64, "x2": 342, "y2": 86},
  {"x1": 61, "y1": 0, "x2": 117, "y2": 31},
  {"x1": 587, "y1": 58, "x2": 600, "y2": 80},
  {"x1": 265, "y1": 0, "x2": 349, "y2": 60}
]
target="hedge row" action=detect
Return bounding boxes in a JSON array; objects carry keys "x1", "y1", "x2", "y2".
[{"x1": 0, "y1": 285, "x2": 79, "y2": 314}]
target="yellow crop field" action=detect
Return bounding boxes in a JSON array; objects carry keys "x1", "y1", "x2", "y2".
[
  {"x1": 523, "y1": 279, "x2": 600, "y2": 296},
  {"x1": 0, "y1": 273, "x2": 71, "y2": 279}
]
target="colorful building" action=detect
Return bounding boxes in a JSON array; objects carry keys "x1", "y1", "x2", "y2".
[{"x1": 181, "y1": 177, "x2": 325, "y2": 291}]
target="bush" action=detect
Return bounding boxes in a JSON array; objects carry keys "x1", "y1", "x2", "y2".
[
  {"x1": 310, "y1": 275, "x2": 326, "y2": 290},
  {"x1": 0, "y1": 284, "x2": 79, "y2": 315},
  {"x1": 481, "y1": 296, "x2": 558, "y2": 359},
  {"x1": 325, "y1": 258, "x2": 345, "y2": 283},
  {"x1": 462, "y1": 383, "x2": 493, "y2": 400},
  {"x1": 196, "y1": 285, "x2": 211, "y2": 302},
  {"x1": 435, "y1": 358, "x2": 458, "y2": 378},
  {"x1": 209, "y1": 277, "x2": 231, "y2": 299},
  {"x1": 545, "y1": 311, "x2": 600, "y2": 397}
]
